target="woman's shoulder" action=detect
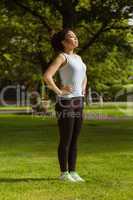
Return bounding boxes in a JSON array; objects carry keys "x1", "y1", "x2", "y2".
[
  {"x1": 58, "y1": 52, "x2": 68, "y2": 61},
  {"x1": 57, "y1": 53, "x2": 68, "y2": 69}
]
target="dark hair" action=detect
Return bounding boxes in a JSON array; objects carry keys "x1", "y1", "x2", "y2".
[{"x1": 51, "y1": 28, "x2": 73, "y2": 52}]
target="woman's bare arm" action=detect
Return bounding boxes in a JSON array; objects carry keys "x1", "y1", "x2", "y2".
[
  {"x1": 82, "y1": 74, "x2": 87, "y2": 95},
  {"x1": 43, "y1": 54, "x2": 72, "y2": 95}
]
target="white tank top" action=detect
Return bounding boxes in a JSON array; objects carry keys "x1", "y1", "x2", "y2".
[{"x1": 57, "y1": 52, "x2": 87, "y2": 99}]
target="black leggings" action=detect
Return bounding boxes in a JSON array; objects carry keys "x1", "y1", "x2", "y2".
[{"x1": 55, "y1": 96, "x2": 84, "y2": 172}]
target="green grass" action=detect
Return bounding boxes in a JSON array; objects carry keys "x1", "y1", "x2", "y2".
[
  {"x1": 0, "y1": 114, "x2": 133, "y2": 199},
  {"x1": 1, "y1": 102, "x2": 133, "y2": 117},
  {"x1": 84, "y1": 102, "x2": 133, "y2": 117},
  {"x1": 0, "y1": 106, "x2": 31, "y2": 110}
]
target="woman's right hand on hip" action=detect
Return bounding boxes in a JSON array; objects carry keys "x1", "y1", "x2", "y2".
[{"x1": 60, "y1": 84, "x2": 73, "y2": 95}]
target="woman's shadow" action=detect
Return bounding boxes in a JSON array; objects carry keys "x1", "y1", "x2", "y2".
[{"x1": 0, "y1": 177, "x2": 58, "y2": 183}]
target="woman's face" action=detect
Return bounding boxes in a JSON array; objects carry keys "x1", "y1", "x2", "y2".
[{"x1": 62, "y1": 31, "x2": 79, "y2": 50}]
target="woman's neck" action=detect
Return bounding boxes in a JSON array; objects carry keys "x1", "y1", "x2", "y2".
[{"x1": 64, "y1": 49, "x2": 74, "y2": 55}]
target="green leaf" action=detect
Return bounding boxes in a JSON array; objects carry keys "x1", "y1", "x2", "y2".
[{"x1": 3, "y1": 53, "x2": 12, "y2": 61}]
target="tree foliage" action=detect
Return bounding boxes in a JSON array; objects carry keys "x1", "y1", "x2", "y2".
[{"x1": 0, "y1": 0, "x2": 133, "y2": 100}]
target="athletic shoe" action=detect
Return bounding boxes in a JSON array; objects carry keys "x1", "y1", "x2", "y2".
[
  {"x1": 69, "y1": 171, "x2": 85, "y2": 182},
  {"x1": 58, "y1": 171, "x2": 76, "y2": 182}
]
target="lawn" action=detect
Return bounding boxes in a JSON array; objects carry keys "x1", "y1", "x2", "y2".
[
  {"x1": 1, "y1": 102, "x2": 133, "y2": 117},
  {"x1": 0, "y1": 106, "x2": 31, "y2": 110},
  {"x1": 0, "y1": 114, "x2": 133, "y2": 200}
]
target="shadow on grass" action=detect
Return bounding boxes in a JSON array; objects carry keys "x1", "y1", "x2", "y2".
[
  {"x1": 0, "y1": 177, "x2": 89, "y2": 184},
  {"x1": 0, "y1": 177, "x2": 58, "y2": 183}
]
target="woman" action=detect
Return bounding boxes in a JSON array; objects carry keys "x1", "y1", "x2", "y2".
[{"x1": 43, "y1": 28, "x2": 87, "y2": 182}]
